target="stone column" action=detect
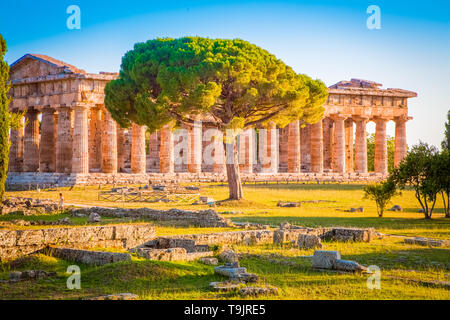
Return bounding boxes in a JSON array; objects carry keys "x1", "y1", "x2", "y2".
[
  {"x1": 101, "y1": 110, "x2": 117, "y2": 173},
  {"x1": 89, "y1": 107, "x2": 102, "y2": 172},
  {"x1": 187, "y1": 121, "x2": 202, "y2": 173},
  {"x1": 260, "y1": 122, "x2": 278, "y2": 173},
  {"x1": 56, "y1": 107, "x2": 73, "y2": 173},
  {"x1": 131, "y1": 123, "x2": 147, "y2": 174},
  {"x1": 39, "y1": 107, "x2": 57, "y2": 172},
  {"x1": 344, "y1": 118, "x2": 354, "y2": 172},
  {"x1": 160, "y1": 124, "x2": 174, "y2": 173},
  {"x1": 394, "y1": 117, "x2": 408, "y2": 167},
  {"x1": 239, "y1": 129, "x2": 254, "y2": 174},
  {"x1": 116, "y1": 127, "x2": 126, "y2": 172},
  {"x1": 300, "y1": 124, "x2": 311, "y2": 172},
  {"x1": 322, "y1": 118, "x2": 333, "y2": 171},
  {"x1": 310, "y1": 120, "x2": 323, "y2": 173},
  {"x1": 213, "y1": 130, "x2": 226, "y2": 174},
  {"x1": 331, "y1": 115, "x2": 346, "y2": 173},
  {"x1": 278, "y1": 126, "x2": 288, "y2": 172},
  {"x1": 354, "y1": 117, "x2": 368, "y2": 173},
  {"x1": 374, "y1": 118, "x2": 388, "y2": 174},
  {"x1": 287, "y1": 121, "x2": 301, "y2": 173},
  {"x1": 23, "y1": 108, "x2": 40, "y2": 172},
  {"x1": 8, "y1": 111, "x2": 24, "y2": 172},
  {"x1": 72, "y1": 105, "x2": 90, "y2": 174}
]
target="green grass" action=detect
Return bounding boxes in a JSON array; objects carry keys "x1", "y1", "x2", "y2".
[{"x1": 1, "y1": 182, "x2": 449, "y2": 300}]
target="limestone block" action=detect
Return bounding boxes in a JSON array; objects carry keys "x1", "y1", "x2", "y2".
[
  {"x1": 334, "y1": 259, "x2": 367, "y2": 273},
  {"x1": 297, "y1": 234, "x2": 322, "y2": 249},
  {"x1": 311, "y1": 250, "x2": 341, "y2": 269}
]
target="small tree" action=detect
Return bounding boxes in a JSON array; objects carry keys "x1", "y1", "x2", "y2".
[
  {"x1": 434, "y1": 149, "x2": 450, "y2": 218},
  {"x1": 363, "y1": 179, "x2": 399, "y2": 217},
  {"x1": 390, "y1": 142, "x2": 440, "y2": 219},
  {"x1": 105, "y1": 37, "x2": 328, "y2": 200},
  {"x1": 442, "y1": 110, "x2": 450, "y2": 151},
  {"x1": 0, "y1": 34, "x2": 11, "y2": 203}
]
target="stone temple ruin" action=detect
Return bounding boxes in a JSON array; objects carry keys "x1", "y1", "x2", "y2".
[{"x1": 6, "y1": 54, "x2": 417, "y2": 188}]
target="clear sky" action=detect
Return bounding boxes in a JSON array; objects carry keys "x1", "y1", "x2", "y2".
[{"x1": 1, "y1": 0, "x2": 449, "y2": 148}]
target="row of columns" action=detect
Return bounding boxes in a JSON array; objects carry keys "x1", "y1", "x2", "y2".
[{"x1": 9, "y1": 108, "x2": 408, "y2": 175}]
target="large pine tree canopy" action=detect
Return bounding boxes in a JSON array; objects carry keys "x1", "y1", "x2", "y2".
[{"x1": 105, "y1": 37, "x2": 328, "y2": 132}]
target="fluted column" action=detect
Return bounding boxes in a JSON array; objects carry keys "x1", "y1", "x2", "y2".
[
  {"x1": 160, "y1": 124, "x2": 174, "y2": 173},
  {"x1": 213, "y1": 130, "x2": 226, "y2": 173},
  {"x1": 322, "y1": 118, "x2": 333, "y2": 171},
  {"x1": 116, "y1": 127, "x2": 126, "y2": 172},
  {"x1": 332, "y1": 115, "x2": 346, "y2": 173},
  {"x1": 8, "y1": 111, "x2": 24, "y2": 172},
  {"x1": 310, "y1": 120, "x2": 323, "y2": 173},
  {"x1": 101, "y1": 109, "x2": 117, "y2": 173},
  {"x1": 23, "y1": 108, "x2": 40, "y2": 172},
  {"x1": 187, "y1": 121, "x2": 202, "y2": 173},
  {"x1": 354, "y1": 117, "x2": 368, "y2": 173},
  {"x1": 89, "y1": 107, "x2": 102, "y2": 172},
  {"x1": 300, "y1": 124, "x2": 311, "y2": 172},
  {"x1": 394, "y1": 117, "x2": 408, "y2": 167},
  {"x1": 56, "y1": 107, "x2": 73, "y2": 173},
  {"x1": 239, "y1": 129, "x2": 254, "y2": 174},
  {"x1": 72, "y1": 105, "x2": 89, "y2": 174},
  {"x1": 287, "y1": 121, "x2": 301, "y2": 173},
  {"x1": 344, "y1": 118, "x2": 354, "y2": 172},
  {"x1": 131, "y1": 123, "x2": 147, "y2": 174},
  {"x1": 260, "y1": 122, "x2": 278, "y2": 173},
  {"x1": 39, "y1": 107, "x2": 57, "y2": 172},
  {"x1": 374, "y1": 118, "x2": 388, "y2": 174}
]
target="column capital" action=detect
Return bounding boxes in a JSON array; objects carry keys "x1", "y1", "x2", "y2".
[
  {"x1": 330, "y1": 114, "x2": 350, "y2": 121},
  {"x1": 72, "y1": 103, "x2": 92, "y2": 111},
  {"x1": 353, "y1": 115, "x2": 370, "y2": 123},
  {"x1": 394, "y1": 116, "x2": 412, "y2": 124},
  {"x1": 372, "y1": 116, "x2": 390, "y2": 123}
]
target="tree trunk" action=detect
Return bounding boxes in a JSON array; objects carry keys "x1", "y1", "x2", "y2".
[{"x1": 224, "y1": 137, "x2": 244, "y2": 200}]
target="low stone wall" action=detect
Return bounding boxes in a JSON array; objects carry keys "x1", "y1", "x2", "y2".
[
  {"x1": 42, "y1": 247, "x2": 132, "y2": 265},
  {"x1": 0, "y1": 224, "x2": 156, "y2": 262},
  {"x1": 71, "y1": 207, "x2": 233, "y2": 228},
  {"x1": 6, "y1": 172, "x2": 387, "y2": 190}
]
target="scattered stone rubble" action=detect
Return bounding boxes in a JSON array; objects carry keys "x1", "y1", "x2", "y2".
[
  {"x1": 390, "y1": 205, "x2": 402, "y2": 212},
  {"x1": 87, "y1": 212, "x2": 102, "y2": 223},
  {"x1": 0, "y1": 270, "x2": 57, "y2": 283},
  {"x1": 404, "y1": 237, "x2": 449, "y2": 247},
  {"x1": 88, "y1": 293, "x2": 139, "y2": 300},
  {"x1": 4, "y1": 217, "x2": 73, "y2": 227},
  {"x1": 349, "y1": 207, "x2": 364, "y2": 212},
  {"x1": 277, "y1": 201, "x2": 301, "y2": 208},
  {"x1": 70, "y1": 207, "x2": 233, "y2": 228},
  {"x1": 239, "y1": 286, "x2": 279, "y2": 297},
  {"x1": 311, "y1": 250, "x2": 367, "y2": 273},
  {"x1": 1, "y1": 197, "x2": 60, "y2": 215}
]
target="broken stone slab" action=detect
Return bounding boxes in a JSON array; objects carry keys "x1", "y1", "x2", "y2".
[
  {"x1": 45, "y1": 247, "x2": 131, "y2": 266},
  {"x1": 311, "y1": 250, "x2": 341, "y2": 269},
  {"x1": 219, "y1": 249, "x2": 239, "y2": 264},
  {"x1": 349, "y1": 207, "x2": 364, "y2": 212},
  {"x1": 277, "y1": 202, "x2": 301, "y2": 208},
  {"x1": 209, "y1": 281, "x2": 241, "y2": 292},
  {"x1": 88, "y1": 293, "x2": 139, "y2": 300},
  {"x1": 199, "y1": 257, "x2": 218, "y2": 265},
  {"x1": 87, "y1": 212, "x2": 101, "y2": 223},
  {"x1": 333, "y1": 259, "x2": 367, "y2": 273},
  {"x1": 214, "y1": 265, "x2": 248, "y2": 278},
  {"x1": 297, "y1": 234, "x2": 322, "y2": 249},
  {"x1": 239, "y1": 286, "x2": 279, "y2": 297},
  {"x1": 390, "y1": 205, "x2": 402, "y2": 212},
  {"x1": 230, "y1": 272, "x2": 259, "y2": 283}
]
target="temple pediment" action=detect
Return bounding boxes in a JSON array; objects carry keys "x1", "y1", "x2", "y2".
[{"x1": 9, "y1": 54, "x2": 86, "y2": 81}]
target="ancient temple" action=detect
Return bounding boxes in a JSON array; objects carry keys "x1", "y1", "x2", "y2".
[{"x1": 6, "y1": 54, "x2": 417, "y2": 186}]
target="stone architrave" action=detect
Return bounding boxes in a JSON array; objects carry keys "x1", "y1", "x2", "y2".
[
  {"x1": 287, "y1": 121, "x2": 301, "y2": 173},
  {"x1": 331, "y1": 115, "x2": 346, "y2": 173},
  {"x1": 9, "y1": 110, "x2": 24, "y2": 172},
  {"x1": 72, "y1": 105, "x2": 90, "y2": 174},
  {"x1": 374, "y1": 117, "x2": 388, "y2": 174},
  {"x1": 310, "y1": 120, "x2": 324, "y2": 173},
  {"x1": 394, "y1": 117, "x2": 408, "y2": 167},
  {"x1": 23, "y1": 108, "x2": 40, "y2": 172},
  {"x1": 101, "y1": 109, "x2": 117, "y2": 174},
  {"x1": 354, "y1": 117, "x2": 369, "y2": 173},
  {"x1": 160, "y1": 124, "x2": 174, "y2": 173},
  {"x1": 56, "y1": 106, "x2": 73, "y2": 173},
  {"x1": 131, "y1": 123, "x2": 147, "y2": 174},
  {"x1": 39, "y1": 107, "x2": 56, "y2": 172}
]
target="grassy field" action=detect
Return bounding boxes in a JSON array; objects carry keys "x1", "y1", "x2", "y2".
[{"x1": 1, "y1": 183, "x2": 449, "y2": 300}]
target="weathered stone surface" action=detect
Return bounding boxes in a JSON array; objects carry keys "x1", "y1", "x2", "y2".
[
  {"x1": 136, "y1": 248, "x2": 187, "y2": 261},
  {"x1": 199, "y1": 257, "x2": 218, "y2": 265},
  {"x1": 45, "y1": 247, "x2": 131, "y2": 265},
  {"x1": 219, "y1": 250, "x2": 239, "y2": 264},
  {"x1": 87, "y1": 212, "x2": 101, "y2": 223},
  {"x1": 239, "y1": 286, "x2": 279, "y2": 297},
  {"x1": 277, "y1": 201, "x2": 301, "y2": 208},
  {"x1": 311, "y1": 250, "x2": 341, "y2": 269},
  {"x1": 214, "y1": 265, "x2": 248, "y2": 278},
  {"x1": 333, "y1": 259, "x2": 367, "y2": 273},
  {"x1": 273, "y1": 229, "x2": 305, "y2": 245},
  {"x1": 404, "y1": 237, "x2": 449, "y2": 247},
  {"x1": 297, "y1": 234, "x2": 322, "y2": 249},
  {"x1": 390, "y1": 205, "x2": 402, "y2": 212},
  {"x1": 8, "y1": 270, "x2": 57, "y2": 282}
]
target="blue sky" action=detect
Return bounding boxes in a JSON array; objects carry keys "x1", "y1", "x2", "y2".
[{"x1": 1, "y1": 0, "x2": 449, "y2": 148}]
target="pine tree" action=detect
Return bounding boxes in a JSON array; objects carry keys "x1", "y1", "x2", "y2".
[{"x1": 0, "y1": 33, "x2": 11, "y2": 202}]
